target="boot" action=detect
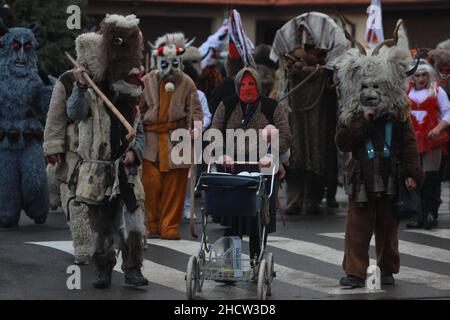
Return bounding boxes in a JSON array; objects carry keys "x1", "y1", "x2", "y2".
[
  {"x1": 424, "y1": 212, "x2": 435, "y2": 230},
  {"x1": 429, "y1": 171, "x2": 441, "y2": 225},
  {"x1": 421, "y1": 171, "x2": 441, "y2": 230},
  {"x1": 339, "y1": 275, "x2": 365, "y2": 288},
  {"x1": 124, "y1": 267, "x2": 149, "y2": 286},
  {"x1": 92, "y1": 250, "x2": 116, "y2": 289},
  {"x1": 93, "y1": 264, "x2": 113, "y2": 289},
  {"x1": 381, "y1": 274, "x2": 395, "y2": 285}
]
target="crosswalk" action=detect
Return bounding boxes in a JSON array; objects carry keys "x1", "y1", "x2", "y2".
[{"x1": 29, "y1": 226, "x2": 450, "y2": 299}]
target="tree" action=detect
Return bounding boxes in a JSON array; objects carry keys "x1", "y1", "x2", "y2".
[{"x1": 10, "y1": 0, "x2": 93, "y2": 77}]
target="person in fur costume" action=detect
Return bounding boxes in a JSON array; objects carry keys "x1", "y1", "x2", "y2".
[
  {"x1": 0, "y1": 18, "x2": 52, "y2": 227},
  {"x1": 270, "y1": 12, "x2": 349, "y2": 215},
  {"x1": 141, "y1": 32, "x2": 203, "y2": 240},
  {"x1": 68, "y1": 14, "x2": 148, "y2": 289},
  {"x1": 335, "y1": 30, "x2": 424, "y2": 288},
  {"x1": 429, "y1": 39, "x2": 450, "y2": 96},
  {"x1": 254, "y1": 44, "x2": 277, "y2": 97},
  {"x1": 44, "y1": 32, "x2": 102, "y2": 264}
]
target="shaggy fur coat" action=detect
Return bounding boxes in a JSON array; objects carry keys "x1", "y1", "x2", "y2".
[
  {"x1": 140, "y1": 70, "x2": 203, "y2": 169},
  {"x1": 0, "y1": 27, "x2": 52, "y2": 227}
]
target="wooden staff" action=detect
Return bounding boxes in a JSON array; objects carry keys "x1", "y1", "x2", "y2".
[
  {"x1": 64, "y1": 52, "x2": 136, "y2": 141},
  {"x1": 188, "y1": 97, "x2": 198, "y2": 239}
]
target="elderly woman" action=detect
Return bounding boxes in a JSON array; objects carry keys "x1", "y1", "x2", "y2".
[
  {"x1": 406, "y1": 59, "x2": 450, "y2": 230},
  {"x1": 210, "y1": 67, "x2": 291, "y2": 261}
]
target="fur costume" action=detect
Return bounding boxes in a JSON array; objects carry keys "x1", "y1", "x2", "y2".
[
  {"x1": 0, "y1": 22, "x2": 52, "y2": 227},
  {"x1": 44, "y1": 32, "x2": 102, "y2": 262},
  {"x1": 67, "y1": 14, "x2": 148, "y2": 288},
  {"x1": 428, "y1": 39, "x2": 450, "y2": 183},
  {"x1": 254, "y1": 44, "x2": 276, "y2": 97},
  {"x1": 271, "y1": 12, "x2": 349, "y2": 214},
  {"x1": 429, "y1": 40, "x2": 450, "y2": 96},
  {"x1": 335, "y1": 39, "x2": 424, "y2": 280},
  {"x1": 141, "y1": 32, "x2": 202, "y2": 240}
]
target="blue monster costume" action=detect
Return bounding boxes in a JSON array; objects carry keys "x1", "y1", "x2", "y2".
[{"x1": 0, "y1": 21, "x2": 52, "y2": 227}]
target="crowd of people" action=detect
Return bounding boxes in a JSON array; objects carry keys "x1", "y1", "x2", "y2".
[{"x1": 1, "y1": 7, "x2": 450, "y2": 291}]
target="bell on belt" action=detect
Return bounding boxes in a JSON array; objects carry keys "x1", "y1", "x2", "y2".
[
  {"x1": 373, "y1": 173, "x2": 385, "y2": 196},
  {"x1": 386, "y1": 175, "x2": 397, "y2": 196},
  {"x1": 356, "y1": 183, "x2": 368, "y2": 207}
]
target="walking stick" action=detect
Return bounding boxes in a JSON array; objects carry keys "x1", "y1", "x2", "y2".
[
  {"x1": 64, "y1": 52, "x2": 136, "y2": 142},
  {"x1": 189, "y1": 98, "x2": 198, "y2": 239}
]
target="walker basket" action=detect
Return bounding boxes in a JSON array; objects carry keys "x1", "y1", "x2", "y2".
[{"x1": 196, "y1": 173, "x2": 263, "y2": 217}]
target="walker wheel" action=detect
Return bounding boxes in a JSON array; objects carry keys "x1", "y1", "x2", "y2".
[
  {"x1": 186, "y1": 255, "x2": 199, "y2": 299},
  {"x1": 257, "y1": 259, "x2": 268, "y2": 300},
  {"x1": 266, "y1": 252, "x2": 274, "y2": 296}
]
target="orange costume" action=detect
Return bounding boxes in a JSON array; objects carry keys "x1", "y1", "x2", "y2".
[{"x1": 140, "y1": 33, "x2": 202, "y2": 239}]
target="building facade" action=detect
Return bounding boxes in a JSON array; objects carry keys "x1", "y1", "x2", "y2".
[{"x1": 87, "y1": 0, "x2": 450, "y2": 50}]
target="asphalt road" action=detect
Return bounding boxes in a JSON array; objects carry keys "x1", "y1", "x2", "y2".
[{"x1": 1, "y1": 187, "x2": 450, "y2": 300}]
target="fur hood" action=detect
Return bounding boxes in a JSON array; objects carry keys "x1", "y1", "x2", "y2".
[
  {"x1": 437, "y1": 39, "x2": 450, "y2": 51},
  {"x1": 336, "y1": 46, "x2": 412, "y2": 126},
  {"x1": 75, "y1": 32, "x2": 102, "y2": 81},
  {"x1": 234, "y1": 67, "x2": 263, "y2": 96},
  {"x1": 429, "y1": 48, "x2": 450, "y2": 68}
]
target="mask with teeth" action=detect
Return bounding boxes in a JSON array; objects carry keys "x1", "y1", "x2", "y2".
[
  {"x1": 0, "y1": 27, "x2": 38, "y2": 77},
  {"x1": 150, "y1": 32, "x2": 195, "y2": 82}
]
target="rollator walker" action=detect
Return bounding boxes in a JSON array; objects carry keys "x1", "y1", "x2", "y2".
[{"x1": 185, "y1": 160, "x2": 277, "y2": 300}]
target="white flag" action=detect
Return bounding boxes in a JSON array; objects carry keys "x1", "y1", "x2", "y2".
[{"x1": 365, "y1": 0, "x2": 384, "y2": 48}]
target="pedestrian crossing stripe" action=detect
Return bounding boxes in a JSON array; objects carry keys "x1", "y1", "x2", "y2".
[
  {"x1": 148, "y1": 238, "x2": 384, "y2": 296},
  {"x1": 28, "y1": 232, "x2": 450, "y2": 298},
  {"x1": 405, "y1": 228, "x2": 450, "y2": 240},
  {"x1": 27, "y1": 241, "x2": 252, "y2": 300},
  {"x1": 320, "y1": 232, "x2": 450, "y2": 264},
  {"x1": 315, "y1": 233, "x2": 450, "y2": 290}
]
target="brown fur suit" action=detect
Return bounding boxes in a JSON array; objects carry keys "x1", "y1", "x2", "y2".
[{"x1": 335, "y1": 43, "x2": 424, "y2": 280}]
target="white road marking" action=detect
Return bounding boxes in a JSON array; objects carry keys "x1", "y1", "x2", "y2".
[
  {"x1": 294, "y1": 233, "x2": 450, "y2": 291},
  {"x1": 28, "y1": 241, "x2": 251, "y2": 300},
  {"x1": 405, "y1": 229, "x2": 450, "y2": 240},
  {"x1": 320, "y1": 232, "x2": 450, "y2": 264},
  {"x1": 148, "y1": 238, "x2": 384, "y2": 296}
]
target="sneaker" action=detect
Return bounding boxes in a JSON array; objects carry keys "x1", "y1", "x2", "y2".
[
  {"x1": 124, "y1": 268, "x2": 149, "y2": 286},
  {"x1": 339, "y1": 275, "x2": 365, "y2": 288}
]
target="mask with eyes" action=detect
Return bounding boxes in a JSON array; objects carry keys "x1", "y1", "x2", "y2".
[
  {"x1": 0, "y1": 27, "x2": 38, "y2": 77},
  {"x1": 98, "y1": 14, "x2": 143, "y2": 83},
  {"x1": 150, "y1": 32, "x2": 195, "y2": 84},
  {"x1": 156, "y1": 50, "x2": 182, "y2": 80}
]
